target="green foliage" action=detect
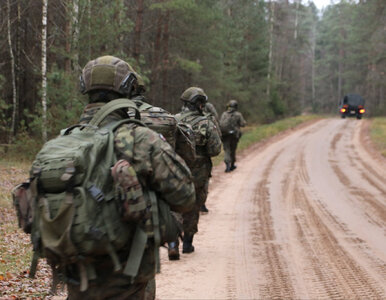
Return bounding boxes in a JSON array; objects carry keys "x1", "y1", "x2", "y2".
[
  {"x1": 370, "y1": 117, "x2": 386, "y2": 157},
  {"x1": 46, "y1": 66, "x2": 85, "y2": 138},
  {"x1": 0, "y1": 75, "x2": 10, "y2": 142}
]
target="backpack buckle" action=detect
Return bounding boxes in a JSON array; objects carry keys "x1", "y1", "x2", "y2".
[{"x1": 88, "y1": 184, "x2": 105, "y2": 202}]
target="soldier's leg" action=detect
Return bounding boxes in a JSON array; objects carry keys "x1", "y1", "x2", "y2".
[
  {"x1": 182, "y1": 203, "x2": 199, "y2": 253},
  {"x1": 230, "y1": 136, "x2": 238, "y2": 170},
  {"x1": 200, "y1": 179, "x2": 210, "y2": 213},
  {"x1": 222, "y1": 136, "x2": 232, "y2": 172},
  {"x1": 144, "y1": 278, "x2": 156, "y2": 300}
]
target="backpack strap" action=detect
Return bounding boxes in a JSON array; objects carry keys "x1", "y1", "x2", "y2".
[
  {"x1": 176, "y1": 111, "x2": 207, "y2": 127},
  {"x1": 89, "y1": 98, "x2": 141, "y2": 127}
]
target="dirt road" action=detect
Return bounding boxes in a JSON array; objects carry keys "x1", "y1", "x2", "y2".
[{"x1": 156, "y1": 118, "x2": 386, "y2": 299}]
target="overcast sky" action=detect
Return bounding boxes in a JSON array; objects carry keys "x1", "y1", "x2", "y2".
[{"x1": 311, "y1": 0, "x2": 336, "y2": 10}]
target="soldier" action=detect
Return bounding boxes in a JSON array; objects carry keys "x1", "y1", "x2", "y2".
[
  {"x1": 124, "y1": 71, "x2": 195, "y2": 261},
  {"x1": 204, "y1": 101, "x2": 219, "y2": 122},
  {"x1": 68, "y1": 56, "x2": 195, "y2": 299},
  {"x1": 174, "y1": 87, "x2": 222, "y2": 254},
  {"x1": 200, "y1": 101, "x2": 221, "y2": 213},
  {"x1": 219, "y1": 99, "x2": 246, "y2": 172}
]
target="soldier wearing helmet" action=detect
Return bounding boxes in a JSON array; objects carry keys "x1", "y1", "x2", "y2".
[
  {"x1": 219, "y1": 99, "x2": 246, "y2": 172},
  {"x1": 65, "y1": 56, "x2": 195, "y2": 299},
  {"x1": 172, "y1": 87, "x2": 222, "y2": 255}
]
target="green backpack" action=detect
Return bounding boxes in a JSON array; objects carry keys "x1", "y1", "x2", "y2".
[
  {"x1": 219, "y1": 111, "x2": 236, "y2": 136},
  {"x1": 13, "y1": 99, "x2": 159, "y2": 292}
]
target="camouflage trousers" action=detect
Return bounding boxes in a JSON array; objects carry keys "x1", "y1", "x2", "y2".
[
  {"x1": 222, "y1": 134, "x2": 239, "y2": 165},
  {"x1": 182, "y1": 180, "x2": 209, "y2": 236}
]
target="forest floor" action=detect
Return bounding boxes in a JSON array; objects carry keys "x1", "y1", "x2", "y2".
[{"x1": 0, "y1": 117, "x2": 385, "y2": 299}]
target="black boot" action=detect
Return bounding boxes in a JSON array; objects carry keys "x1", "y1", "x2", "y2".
[
  {"x1": 182, "y1": 234, "x2": 195, "y2": 254},
  {"x1": 225, "y1": 162, "x2": 231, "y2": 173},
  {"x1": 168, "y1": 241, "x2": 180, "y2": 260},
  {"x1": 200, "y1": 204, "x2": 209, "y2": 213},
  {"x1": 230, "y1": 163, "x2": 237, "y2": 171}
]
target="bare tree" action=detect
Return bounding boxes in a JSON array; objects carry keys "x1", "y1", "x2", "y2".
[
  {"x1": 267, "y1": 0, "x2": 275, "y2": 97},
  {"x1": 7, "y1": 0, "x2": 17, "y2": 144},
  {"x1": 41, "y1": 0, "x2": 48, "y2": 142}
]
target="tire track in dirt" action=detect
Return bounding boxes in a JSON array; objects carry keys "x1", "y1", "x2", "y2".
[
  {"x1": 293, "y1": 185, "x2": 385, "y2": 299},
  {"x1": 253, "y1": 150, "x2": 296, "y2": 299},
  {"x1": 328, "y1": 123, "x2": 386, "y2": 226}
]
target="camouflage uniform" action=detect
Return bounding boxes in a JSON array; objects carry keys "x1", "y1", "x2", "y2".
[
  {"x1": 220, "y1": 101, "x2": 246, "y2": 172},
  {"x1": 176, "y1": 108, "x2": 222, "y2": 247},
  {"x1": 204, "y1": 102, "x2": 219, "y2": 121},
  {"x1": 68, "y1": 56, "x2": 195, "y2": 300},
  {"x1": 66, "y1": 103, "x2": 195, "y2": 300}
]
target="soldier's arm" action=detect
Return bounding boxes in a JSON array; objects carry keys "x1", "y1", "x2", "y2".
[
  {"x1": 204, "y1": 120, "x2": 222, "y2": 157},
  {"x1": 115, "y1": 125, "x2": 195, "y2": 213},
  {"x1": 238, "y1": 112, "x2": 247, "y2": 127}
]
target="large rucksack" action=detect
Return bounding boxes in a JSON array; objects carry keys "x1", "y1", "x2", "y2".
[
  {"x1": 220, "y1": 111, "x2": 236, "y2": 136},
  {"x1": 12, "y1": 99, "x2": 169, "y2": 292},
  {"x1": 133, "y1": 101, "x2": 196, "y2": 165}
]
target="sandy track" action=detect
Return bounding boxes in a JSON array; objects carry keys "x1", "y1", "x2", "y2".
[{"x1": 156, "y1": 118, "x2": 386, "y2": 299}]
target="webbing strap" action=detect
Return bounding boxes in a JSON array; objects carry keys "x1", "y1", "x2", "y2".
[
  {"x1": 176, "y1": 111, "x2": 206, "y2": 127},
  {"x1": 123, "y1": 226, "x2": 148, "y2": 278},
  {"x1": 148, "y1": 190, "x2": 161, "y2": 273},
  {"x1": 89, "y1": 98, "x2": 140, "y2": 127}
]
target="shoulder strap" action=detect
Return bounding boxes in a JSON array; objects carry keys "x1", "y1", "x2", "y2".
[
  {"x1": 89, "y1": 98, "x2": 141, "y2": 127},
  {"x1": 176, "y1": 111, "x2": 206, "y2": 126},
  {"x1": 190, "y1": 115, "x2": 207, "y2": 127}
]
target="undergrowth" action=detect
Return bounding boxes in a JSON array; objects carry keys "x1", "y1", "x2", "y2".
[{"x1": 370, "y1": 117, "x2": 386, "y2": 157}]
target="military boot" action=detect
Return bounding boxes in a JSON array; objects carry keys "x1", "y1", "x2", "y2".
[
  {"x1": 230, "y1": 163, "x2": 237, "y2": 171},
  {"x1": 168, "y1": 241, "x2": 180, "y2": 260},
  {"x1": 182, "y1": 234, "x2": 195, "y2": 254},
  {"x1": 200, "y1": 204, "x2": 209, "y2": 213},
  {"x1": 225, "y1": 162, "x2": 231, "y2": 173}
]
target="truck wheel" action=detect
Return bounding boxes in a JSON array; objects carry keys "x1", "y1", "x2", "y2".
[
  {"x1": 356, "y1": 115, "x2": 362, "y2": 120},
  {"x1": 341, "y1": 115, "x2": 346, "y2": 119}
]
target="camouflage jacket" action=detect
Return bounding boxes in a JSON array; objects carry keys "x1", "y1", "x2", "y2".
[
  {"x1": 219, "y1": 108, "x2": 246, "y2": 137},
  {"x1": 79, "y1": 102, "x2": 195, "y2": 282},
  {"x1": 204, "y1": 102, "x2": 219, "y2": 121},
  {"x1": 130, "y1": 96, "x2": 196, "y2": 165}
]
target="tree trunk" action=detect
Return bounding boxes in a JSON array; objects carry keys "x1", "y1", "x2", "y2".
[
  {"x1": 41, "y1": 0, "x2": 48, "y2": 142},
  {"x1": 150, "y1": 14, "x2": 163, "y2": 95},
  {"x1": 133, "y1": 0, "x2": 144, "y2": 62},
  {"x1": 294, "y1": 0, "x2": 300, "y2": 40},
  {"x1": 267, "y1": 0, "x2": 275, "y2": 97},
  {"x1": 65, "y1": 2, "x2": 72, "y2": 73},
  {"x1": 161, "y1": 12, "x2": 170, "y2": 108},
  {"x1": 7, "y1": 0, "x2": 17, "y2": 144},
  {"x1": 311, "y1": 22, "x2": 316, "y2": 107},
  {"x1": 72, "y1": 0, "x2": 80, "y2": 72}
]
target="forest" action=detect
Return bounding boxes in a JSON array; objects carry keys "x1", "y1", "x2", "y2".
[{"x1": 0, "y1": 0, "x2": 385, "y2": 148}]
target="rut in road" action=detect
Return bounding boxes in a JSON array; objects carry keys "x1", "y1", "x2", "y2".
[{"x1": 155, "y1": 118, "x2": 386, "y2": 300}]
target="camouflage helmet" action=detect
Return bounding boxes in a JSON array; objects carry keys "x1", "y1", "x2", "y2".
[
  {"x1": 228, "y1": 99, "x2": 238, "y2": 108},
  {"x1": 134, "y1": 72, "x2": 146, "y2": 94},
  {"x1": 80, "y1": 55, "x2": 138, "y2": 97},
  {"x1": 180, "y1": 87, "x2": 208, "y2": 104}
]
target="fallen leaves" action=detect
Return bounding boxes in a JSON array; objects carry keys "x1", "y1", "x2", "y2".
[{"x1": 0, "y1": 163, "x2": 67, "y2": 299}]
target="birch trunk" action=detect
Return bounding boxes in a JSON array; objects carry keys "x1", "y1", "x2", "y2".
[
  {"x1": 7, "y1": 0, "x2": 17, "y2": 144},
  {"x1": 267, "y1": 0, "x2": 275, "y2": 97},
  {"x1": 294, "y1": 0, "x2": 300, "y2": 40},
  {"x1": 87, "y1": 0, "x2": 91, "y2": 60},
  {"x1": 72, "y1": 0, "x2": 80, "y2": 72},
  {"x1": 41, "y1": 0, "x2": 48, "y2": 142}
]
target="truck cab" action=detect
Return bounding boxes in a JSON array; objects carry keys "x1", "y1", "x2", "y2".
[{"x1": 339, "y1": 94, "x2": 365, "y2": 119}]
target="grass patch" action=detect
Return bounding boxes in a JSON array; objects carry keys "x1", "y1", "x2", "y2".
[
  {"x1": 212, "y1": 114, "x2": 320, "y2": 166},
  {"x1": 370, "y1": 117, "x2": 386, "y2": 157}
]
